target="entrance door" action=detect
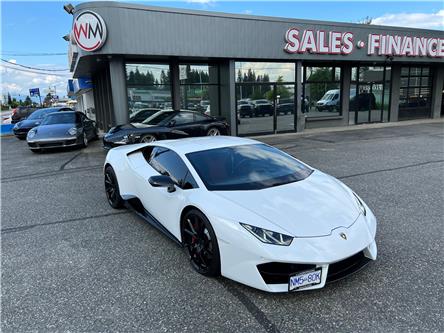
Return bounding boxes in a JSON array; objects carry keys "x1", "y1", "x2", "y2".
[
  {"x1": 355, "y1": 83, "x2": 383, "y2": 124},
  {"x1": 236, "y1": 83, "x2": 296, "y2": 135},
  {"x1": 351, "y1": 66, "x2": 391, "y2": 125}
]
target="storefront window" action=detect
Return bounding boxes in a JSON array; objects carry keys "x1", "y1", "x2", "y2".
[
  {"x1": 349, "y1": 66, "x2": 391, "y2": 124},
  {"x1": 399, "y1": 66, "x2": 433, "y2": 120},
  {"x1": 179, "y1": 64, "x2": 219, "y2": 116},
  {"x1": 235, "y1": 62, "x2": 296, "y2": 135},
  {"x1": 126, "y1": 64, "x2": 172, "y2": 123},
  {"x1": 302, "y1": 66, "x2": 342, "y2": 118}
]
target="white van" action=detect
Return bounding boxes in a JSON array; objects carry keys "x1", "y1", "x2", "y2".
[{"x1": 316, "y1": 89, "x2": 340, "y2": 112}]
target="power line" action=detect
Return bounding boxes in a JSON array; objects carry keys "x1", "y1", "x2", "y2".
[
  {"x1": 1, "y1": 63, "x2": 72, "y2": 77},
  {"x1": 0, "y1": 52, "x2": 67, "y2": 56},
  {"x1": 1, "y1": 59, "x2": 69, "y2": 72}
]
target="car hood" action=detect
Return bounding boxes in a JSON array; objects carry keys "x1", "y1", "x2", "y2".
[
  {"x1": 34, "y1": 124, "x2": 75, "y2": 138},
  {"x1": 213, "y1": 171, "x2": 360, "y2": 237},
  {"x1": 17, "y1": 119, "x2": 42, "y2": 128}
]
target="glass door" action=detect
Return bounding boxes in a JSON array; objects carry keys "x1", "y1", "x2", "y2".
[
  {"x1": 236, "y1": 84, "x2": 296, "y2": 135},
  {"x1": 236, "y1": 83, "x2": 274, "y2": 135},
  {"x1": 350, "y1": 66, "x2": 391, "y2": 125},
  {"x1": 275, "y1": 84, "x2": 296, "y2": 132}
]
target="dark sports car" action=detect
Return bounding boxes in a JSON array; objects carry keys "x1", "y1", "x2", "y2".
[
  {"x1": 13, "y1": 107, "x2": 73, "y2": 139},
  {"x1": 27, "y1": 111, "x2": 97, "y2": 152},
  {"x1": 103, "y1": 110, "x2": 229, "y2": 149}
]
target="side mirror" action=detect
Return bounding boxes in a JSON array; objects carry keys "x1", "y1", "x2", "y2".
[
  {"x1": 168, "y1": 119, "x2": 176, "y2": 127},
  {"x1": 148, "y1": 175, "x2": 176, "y2": 193}
]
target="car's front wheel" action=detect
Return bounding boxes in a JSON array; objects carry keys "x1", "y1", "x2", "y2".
[
  {"x1": 104, "y1": 166, "x2": 124, "y2": 209},
  {"x1": 140, "y1": 134, "x2": 156, "y2": 143},
  {"x1": 182, "y1": 209, "x2": 221, "y2": 277},
  {"x1": 206, "y1": 127, "x2": 220, "y2": 136}
]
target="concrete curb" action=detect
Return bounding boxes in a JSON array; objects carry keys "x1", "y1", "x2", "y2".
[{"x1": 251, "y1": 118, "x2": 444, "y2": 140}]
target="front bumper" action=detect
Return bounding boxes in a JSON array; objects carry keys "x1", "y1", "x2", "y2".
[
  {"x1": 102, "y1": 137, "x2": 126, "y2": 150},
  {"x1": 215, "y1": 213, "x2": 377, "y2": 293},
  {"x1": 13, "y1": 127, "x2": 31, "y2": 138},
  {"x1": 27, "y1": 137, "x2": 79, "y2": 150}
]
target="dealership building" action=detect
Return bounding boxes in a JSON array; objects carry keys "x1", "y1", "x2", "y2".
[{"x1": 67, "y1": 1, "x2": 444, "y2": 135}]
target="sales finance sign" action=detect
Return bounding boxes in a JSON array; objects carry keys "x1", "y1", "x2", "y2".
[
  {"x1": 284, "y1": 28, "x2": 443, "y2": 58},
  {"x1": 73, "y1": 11, "x2": 107, "y2": 52}
]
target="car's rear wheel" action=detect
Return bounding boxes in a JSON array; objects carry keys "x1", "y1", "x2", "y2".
[
  {"x1": 182, "y1": 209, "x2": 221, "y2": 277},
  {"x1": 104, "y1": 166, "x2": 124, "y2": 209},
  {"x1": 207, "y1": 127, "x2": 220, "y2": 136},
  {"x1": 140, "y1": 134, "x2": 156, "y2": 143}
]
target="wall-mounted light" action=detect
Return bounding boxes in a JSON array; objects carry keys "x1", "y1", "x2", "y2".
[{"x1": 63, "y1": 3, "x2": 74, "y2": 14}]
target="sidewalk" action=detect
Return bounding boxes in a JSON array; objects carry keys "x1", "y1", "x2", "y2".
[{"x1": 252, "y1": 118, "x2": 444, "y2": 140}]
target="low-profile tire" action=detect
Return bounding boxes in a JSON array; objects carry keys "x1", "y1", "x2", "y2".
[
  {"x1": 82, "y1": 132, "x2": 88, "y2": 148},
  {"x1": 140, "y1": 134, "x2": 156, "y2": 143},
  {"x1": 206, "y1": 127, "x2": 221, "y2": 136},
  {"x1": 104, "y1": 166, "x2": 124, "y2": 209},
  {"x1": 182, "y1": 209, "x2": 221, "y2": 277}
]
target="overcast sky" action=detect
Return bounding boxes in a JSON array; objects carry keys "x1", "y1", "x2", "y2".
[{"x1": 1, "y1": 1, "x2": 443, "y2": 101}]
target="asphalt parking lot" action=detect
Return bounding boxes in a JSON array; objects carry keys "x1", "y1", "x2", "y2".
[{"x1": 2, "y1": 121, "x2": 444, "y2": 332}]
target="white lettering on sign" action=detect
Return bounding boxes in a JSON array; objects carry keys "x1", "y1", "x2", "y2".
[
  {"x1": 367, "y1": 34, "x2": 442, "y2": 58},
  {"x1": 285, "y1": 28, "x2": 443, "y2": 58},
  {"x1": 284, "y1": 28, "x2": 355, "y2": 55}
]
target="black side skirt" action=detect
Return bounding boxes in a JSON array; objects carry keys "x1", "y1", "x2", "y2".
[{"x1": 124, "y1": 198, "x2": 183, "y2": 248}]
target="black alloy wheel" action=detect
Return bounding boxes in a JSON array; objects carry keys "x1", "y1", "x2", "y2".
[
  {"x1": 182, "y1": 209, "x2": 221, "y2": 277},
  {"x1": 104, "y1": 166, "x2": 124, "y2": 209}
]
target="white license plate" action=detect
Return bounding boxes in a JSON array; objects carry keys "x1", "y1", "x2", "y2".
[{"x1": 289, "y1": 269, "x2": 322, "y2": 291}]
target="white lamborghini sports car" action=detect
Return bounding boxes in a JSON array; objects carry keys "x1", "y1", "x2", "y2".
[{"x1": 104, "y1": 136, "x2": 377, "y2": 293}]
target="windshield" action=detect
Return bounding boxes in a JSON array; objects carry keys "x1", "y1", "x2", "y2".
[
  {"x1": 27, "y1": 108, "x2": 58, "y2": 120},
  {"x1": 130, "y1": 109, "x2": 159, "y2": 123},
  {"x1": 41, "y1": 113, "x2": 76, "y2": 125},
  {"x1": 142, "y1": 111, "x2": 175, "y2": 125},
  {"x1": 186, "y1": 144, "x2": 313, "y2": 191}
]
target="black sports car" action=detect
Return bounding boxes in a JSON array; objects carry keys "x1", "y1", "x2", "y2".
[
  {"x1": 103, "y1": 110, "x2": 229, "y2": 149},
  {"x1": 27, "y1": 111, "x2": 97, "y2": 152},
  {"x1": 13, "y1": 107, "x2": 73, "y2": 139}
]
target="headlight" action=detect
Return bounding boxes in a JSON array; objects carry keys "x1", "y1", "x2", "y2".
[
  {"x1": 28, "y1": 129, "x2": 36, "y2": 139},
  {"x1": 68, "y1": 127, "x2": 77, "y2": 136},
  {"x1": 240, "y1": 223, "x2": 293, "y2": 246},
  {"x1": 13, "y1": 123, "x2": 19, "y2": 130},
  {"x1": 353, "y1": 192, "x2": 366, "y2": 216}
]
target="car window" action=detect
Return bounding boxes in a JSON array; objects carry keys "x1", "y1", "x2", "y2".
[
  {"x1": 186, "y1": 144, "x2": 312, "y2": 191},
  {"x1": 27, "y1": 108, "x2": 57, "y2": 120},
  {"x1": 194, "y1": 113, "x2": 210, "y2": 122},
  {"x1": 142, "y1": 111, "x2": 175, "y2": 125},
  {"x1": 148, "y1": 147, "x2": 198, "y2": 190},
  {"x1": 173, "y1": 112, "x2": 195, "y2": 125},
  {"x1": 41, "y1": 113, "x2": 76, "y2": 125},
  {"x1": 76, "y1": 113, "x2": 84, "y2": 123}
]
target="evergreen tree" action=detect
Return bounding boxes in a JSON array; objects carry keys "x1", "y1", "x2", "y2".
[{"x1": 24, "y1": 96, "x2": 32, "y2": 106}]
